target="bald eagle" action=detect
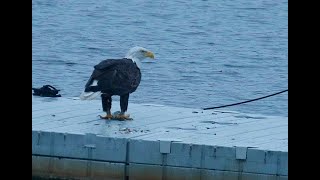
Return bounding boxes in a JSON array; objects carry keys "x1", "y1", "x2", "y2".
[{"x1": 80, "y1": 47, "x2": 155, "y2": 120}]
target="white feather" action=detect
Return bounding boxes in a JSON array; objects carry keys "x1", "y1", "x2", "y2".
[
  {"x1": 80, "y1": 91, "x2": 101, "y2": 100},
  {"x1": 91, "y1": 80, "x2": 98, "y2": 86},
  {"x1": 79, "y1": 80, "x2": 101, "y2": 100}
]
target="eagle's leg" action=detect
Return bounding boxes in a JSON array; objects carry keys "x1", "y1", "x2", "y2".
[
  {"x1": 100, "y1": 94, "x2": 113, "y2": 119},
  {"x1": 115, "y1": 94, "x2": 132, "y2": 120}
]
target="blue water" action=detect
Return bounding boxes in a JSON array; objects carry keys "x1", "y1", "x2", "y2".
[{"x1": 32, "y1": 0, "x2": 288, "y2": 117}]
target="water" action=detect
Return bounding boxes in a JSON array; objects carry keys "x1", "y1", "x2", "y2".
[{"x1": 32, "y1": 0, "x2": 288, "y2": 117}]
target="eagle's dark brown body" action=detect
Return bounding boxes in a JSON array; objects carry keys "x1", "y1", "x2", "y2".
[{"x1": 84, "y1": 58, "x2": 141, "y2": 96}]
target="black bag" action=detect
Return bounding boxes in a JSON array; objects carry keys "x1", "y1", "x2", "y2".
[{"x1": 32, "y1": 85, "x2": 61, "y2": 97}]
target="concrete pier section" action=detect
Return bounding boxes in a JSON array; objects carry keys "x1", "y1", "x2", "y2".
[{"x1": 32, "y1": 96, "x2": 288, "y2": 180}]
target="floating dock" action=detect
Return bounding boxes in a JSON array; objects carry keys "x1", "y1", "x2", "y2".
[{"x1": 32, "y1": 96, "x2": 288, "y2": 180}]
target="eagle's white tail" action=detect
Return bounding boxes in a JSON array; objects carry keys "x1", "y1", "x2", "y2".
[
  {"x1": 80, "y1": 80, "x2": 101, "y2": 100},
  {"x1": 80, "y1": 91, "x2": 101, "y2": 100}
]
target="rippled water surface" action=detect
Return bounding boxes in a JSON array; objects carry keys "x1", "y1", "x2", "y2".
[{"x1": 32, "y1": 0, "x2": 288, "y2": 116}]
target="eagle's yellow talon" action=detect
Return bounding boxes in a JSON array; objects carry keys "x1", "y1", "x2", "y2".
[{"x1": 99, "y1": 114, "x2": 113, "y2": 120}]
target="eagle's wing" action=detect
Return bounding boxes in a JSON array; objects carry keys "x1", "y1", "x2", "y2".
[{"x1": 85, "y1": 59, "x2": 127, "y2": 88}]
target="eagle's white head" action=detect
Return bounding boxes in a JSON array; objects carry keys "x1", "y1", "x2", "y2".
[{"x1": 125, "y1": 46, "x2": 155, "y2": 68}]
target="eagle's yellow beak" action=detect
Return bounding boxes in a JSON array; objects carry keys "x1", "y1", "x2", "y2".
[{"x1": 145, "y1": 51, "x2": 155, "y2": 59}]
